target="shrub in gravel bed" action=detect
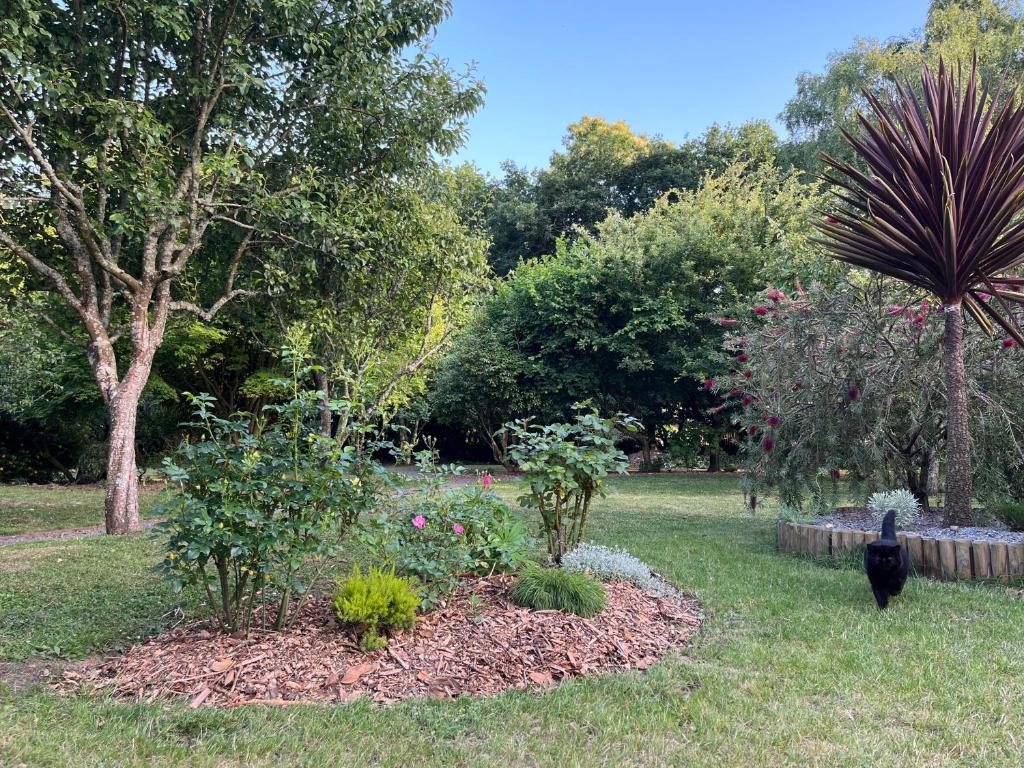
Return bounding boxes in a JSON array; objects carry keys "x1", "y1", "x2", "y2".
[
  {"x1": 991, "y1": 500, "x2": 1024, "y2": 532},
  {"x1": 561, "y1": 542, "x2": 675, "y2": 595},
  {"x1": 868, "y1": 489, "x2": 921, "y2": 528},
  {"x1": 512, "y1": 564, "x2": 607, "y2": 617}
]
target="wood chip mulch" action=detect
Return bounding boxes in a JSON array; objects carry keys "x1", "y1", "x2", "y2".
[{"x1": 58, "y1": 575, "x2": 702, "y2": 707}]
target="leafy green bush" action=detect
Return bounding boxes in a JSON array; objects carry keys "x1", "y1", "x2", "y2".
[
  {"x1": 990, "y1": 500, "x2": 1024, "y2": 532},
  {"x1": 512, "y1": 564, "x2": 607, "y2": 617},
  {"x1": 157, "y1": 350, "x2": 388, "y2": 634},
  {"x1": 333, "y1": 566, "x2": 420, "y2": 651},
  {"x1": 360, "y1": 457, "x2": 536, "y2": 610},
  {"x1": 505, "y1": 406, "x2": 637, "y2": 562}
]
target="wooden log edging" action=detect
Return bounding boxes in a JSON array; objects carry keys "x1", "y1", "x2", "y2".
[{"x1": 776, "y1": 520, "x2": 1024, "y2": 582}]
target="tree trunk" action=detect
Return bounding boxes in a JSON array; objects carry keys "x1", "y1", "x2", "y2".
[
  {"x1": 942, "y1": 305, "x2": 973, "y2": 526},
  {"x1": 707, "y1": 447, "x2": 721, "y2": 473},
  {"x1": 105, "y1": 380, "x2": 145, "y2": 534},
  {"x1": 908, "y1": 456, "x2": 930, "y2": 513},
  {"x1": 316, "y1": 370, "x2": 332, "y2": 437}
]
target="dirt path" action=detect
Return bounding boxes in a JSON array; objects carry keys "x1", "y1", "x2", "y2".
[
  {"x1": 0, "y1": 519, "x2": 160, "y2": 548},
  {"x1": 0, "y1": 472, "x2": 520, "y2": 549}
]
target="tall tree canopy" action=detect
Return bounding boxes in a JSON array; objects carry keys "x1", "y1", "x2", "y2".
[
  {"x1": 783, "y1": 0, "x2": 1024, "y2": 171},
  {"x1": 0, "y1": 0, "x2": 482, "y2": 532},
  {"x1": 482, "y1": 117, "x2": 782, "y2": 273}
]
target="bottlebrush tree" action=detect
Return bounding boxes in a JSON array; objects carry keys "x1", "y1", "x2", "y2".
[
  {"x1": 716, "y1": 280, "x2": 1024, "y2": 514},
  {"x1": 815, "y1": 60, "x2": 1024, "y2": 526}
]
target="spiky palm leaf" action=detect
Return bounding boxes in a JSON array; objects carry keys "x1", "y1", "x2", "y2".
[{"x1": 815, "y1": 59, "x2": 1024, "y2": 343}]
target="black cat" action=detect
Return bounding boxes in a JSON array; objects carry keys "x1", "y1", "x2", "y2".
[{"x1": 864, "y1": 510, "x2": 909, "y2": 609}]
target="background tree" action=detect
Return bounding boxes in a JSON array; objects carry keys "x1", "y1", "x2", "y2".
[
  {"x1": 434, "y1": 160, "x2": 824, "y2": 465},
  {"x1": 482, "y1": 118, "x2": 783, "y2": 273},
  {"x1": 262, "y1": 166, "x2": 490, "y2": 443},
  {"x1": 0, "y1": 0, "x2": 481, "y2": 532},
  {"x1": 782, "y1": 0, "x2": 1024, "y2": 172},
  {"x1": 816, "y1": 60, "x2": 1024, "y2": 525}
]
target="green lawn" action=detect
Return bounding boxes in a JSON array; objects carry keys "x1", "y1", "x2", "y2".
[
  {"x1": 0, "y1": 485, "x2": 162, "y2": 535},
  {"x1": 2, "y1": 474, "x2": 1023, "y2": 767}
]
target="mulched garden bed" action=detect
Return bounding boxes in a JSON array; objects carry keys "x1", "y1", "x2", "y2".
[
  {"x1": 58, "y1": 575, "x2": 702, "y2": 707},
  {"x1": 815, "y1": 506, "x2": 1024, "y2": 544}
]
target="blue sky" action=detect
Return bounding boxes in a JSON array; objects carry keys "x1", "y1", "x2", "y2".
[{"x1": 428, "y1": 0, "x2": 930, "y2": 175}]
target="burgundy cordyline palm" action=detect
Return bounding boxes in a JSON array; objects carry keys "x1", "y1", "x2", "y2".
[{"x1": 816, "y1": 59, "x2": 1024, "y2": 526}]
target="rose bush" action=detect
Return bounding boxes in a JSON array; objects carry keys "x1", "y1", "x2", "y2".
[{"x1": 360, "y1": 457, "x2": 536, "y2": 609}]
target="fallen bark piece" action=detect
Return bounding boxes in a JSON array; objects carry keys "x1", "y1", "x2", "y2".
[{"x1": 341, "y1": 663, "x2": 374, "y2": 685}]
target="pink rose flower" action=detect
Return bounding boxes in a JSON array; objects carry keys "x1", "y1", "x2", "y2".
[
  {"x1": 412, "y1": 515, "x2": 426, "y2": 529},
  {"x1": 452, "y1": 524, "x2": 465, "y2": 534}
]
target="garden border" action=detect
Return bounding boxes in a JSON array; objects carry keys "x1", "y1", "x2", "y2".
[{"x1": 777, "y1": 520, "x2": 1024, "y2": 582}]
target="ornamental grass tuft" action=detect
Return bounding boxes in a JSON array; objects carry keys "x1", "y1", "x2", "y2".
[{"x1": 512, "y1": 564, "x2": 607, "y2": 617}]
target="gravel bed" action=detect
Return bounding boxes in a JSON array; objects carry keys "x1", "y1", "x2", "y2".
[{"x1": 813, "y1": 507, "x2": 1024, "y2": 544}]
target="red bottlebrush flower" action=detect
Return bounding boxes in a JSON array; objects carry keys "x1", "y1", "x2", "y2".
[
  {"x1": 736, "y1": 353, "x2": 750, "y2": 363},
  {"x1": 742, "y1": 369, "x2": 753, "y2": 379},
  {"x1": 716, "y1": 317, "x2": 740, "y2": 326},
  {"x1": 703, "y1": 378, "x2": 715, "y2": 390},
  {"x1": 709, "y1": 404, "x2": 728, "y2": 414},
  {"x1": 913, "y1": 313, "x2": 925, "y2": 325},
  {"x1": 848, "y1": 385, "x2": 859, "y2": 401},
  {"x1": 920, "y1": 299, "x2": 930, "y2": 313},
  {"x1": 766, "y1": 287, "x2": 785, "y2": 302},
  {"x1": 888, "y1": 305, "x2": 905, "y2": 315},
  {"x1": 1003, "y1": 337, "x2": 1017, "y2": 349},
  {"x1": 765, "y1": 415, "x2": 780, "y2": 427},
  {"x1": 747, "y1": 425, "x2": 759, "y2": 436},
  {"x1": 728, "y1": 387, "x2": 743, "y2": 397},
  {"x1": 742, "y1": 396, "x2": 752, "y2": 406},
  {"x1": 761, "y1": 436, "x2": 775, "y2": 452},
  {"x1": 753, "y1": 305, "x2": 770, "y2": 316}
]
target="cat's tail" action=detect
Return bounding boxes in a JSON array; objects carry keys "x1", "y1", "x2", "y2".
[{"x1": 881, "y1": 509, "x2": 897, "y2": 539}]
